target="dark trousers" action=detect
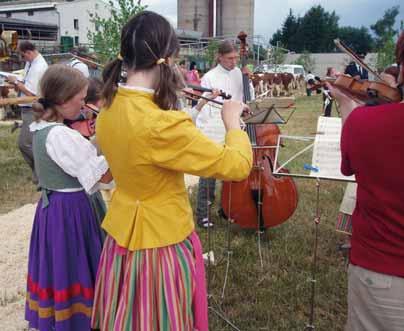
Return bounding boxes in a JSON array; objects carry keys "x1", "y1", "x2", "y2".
[
  {"x1": 18, "y1": 108, "x2": 36, "y2": 180},
  {"x1": 196, "y1": 177, "x2": 216, "y2": 222}
]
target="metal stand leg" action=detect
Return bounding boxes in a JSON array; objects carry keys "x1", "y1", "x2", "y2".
[
  {"x1": 305, "y1": 178, "x2": 321, "y2": 330},
  {"x1": 205, "y1": 181, "x2": 240, "y2": 331}
]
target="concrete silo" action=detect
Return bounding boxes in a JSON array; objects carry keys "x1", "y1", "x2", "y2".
[
  {"x1": 177, "y1": 0, "x2": 255, "y2": 38},
  {"x1": 177, "y1": 0, "x2": 211, "y2": 37},
  {"x1": 216, "y1": 0, "x2": 254, "y2": 38}
]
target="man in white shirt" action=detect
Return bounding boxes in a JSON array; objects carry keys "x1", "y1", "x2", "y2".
[
  {"x1": 194, "y1": 40, "x2": 244, "y2": 228},
  {"x1": 7, "y1": 41, "x2": 48, "y2": 183},
  {"x1": 69, "y1": 55, "x2": 90, "y2": 78},
  {"x1": 305, "y1": 71, "x2": 315, "y2": 96}
]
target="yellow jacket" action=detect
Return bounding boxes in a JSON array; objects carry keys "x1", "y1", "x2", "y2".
[{"x1": 96, "y1": 86, "x2": 252, "y2": 250}]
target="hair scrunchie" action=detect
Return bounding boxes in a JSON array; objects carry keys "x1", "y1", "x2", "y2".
[{"x1": 37, "y1": 97, "x2": 52, "y2": 109}]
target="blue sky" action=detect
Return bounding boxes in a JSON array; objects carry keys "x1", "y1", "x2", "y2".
[{"x1": 144, "y1": 0, "x2": 403, "y2": 44}]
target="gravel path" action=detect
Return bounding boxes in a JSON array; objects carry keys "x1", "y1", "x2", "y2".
[{"x1": 0, "y1": 175, "x2": 199, "y2": 330}]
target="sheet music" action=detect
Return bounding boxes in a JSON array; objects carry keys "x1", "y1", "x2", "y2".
[
  {"x1": 310, "y1": 116, "x2": 355, "y2": 181},
  {"x1": 0, "y1": 71, "x2": 23, "y2": 81}
]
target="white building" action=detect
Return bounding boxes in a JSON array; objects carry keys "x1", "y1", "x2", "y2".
[{"x1": 0, "y1": 0, "x2": 111, "y2": 45}]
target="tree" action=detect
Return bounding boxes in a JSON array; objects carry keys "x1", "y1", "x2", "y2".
[
  {"x1": 376, "y1": 38, "x2": 396, "y2": 71},
  {"x1": 337, "y1": 26, "x2": 374, "y2": 54},
  {"x1": 370, "y1": 6, "x2": 400, "y2": 49},
  {"x1": 87, "y1": 0, "x2": 147, "y2": 63},
  {"x1": 268, "y1": 44, "x2": 287, "y2": 67},
  {"x1": 294, "y1": 51, "x2": 315, "y2": 72},
  {"x1": 204, "y1": 40, "x2": 219, "y2": 68},
  {"x1": 252, "y1": 44, "x2": 267, "y2": 62},
  {"x1": 297, "y1": 5, "x2": 339, "y2": 52},
  {"x1": 270, "y1": 29, "x2": 283, "y2": 47},
  {"x1": 270, "y1": 5, "x2": 339, "y2": 53},
  {"x1": 270, "y1": 10, "x2": 300, "y2": 51},
  {"x1": 280, "y1": 9, "x2": 299, "y2": 50}
]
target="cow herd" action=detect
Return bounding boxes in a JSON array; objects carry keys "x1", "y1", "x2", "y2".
[{"x1": 250, "y1": 72, "x2": 306, "y2": 97}]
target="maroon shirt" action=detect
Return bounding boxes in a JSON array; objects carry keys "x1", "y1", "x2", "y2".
[{"x1": 341, "y1": 102, "x2": 404, "y2": 277}]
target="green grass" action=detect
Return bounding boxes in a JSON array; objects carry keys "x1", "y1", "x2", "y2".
[
  {"x1": 0, "y1": 95, "x2": 347, "y2": 330},
  {"x1": 0, "y1": 125, "x2": 38, "y2": 214}
]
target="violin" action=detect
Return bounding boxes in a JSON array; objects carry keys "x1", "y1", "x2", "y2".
[
  {"x1": 332, "y1": 39, "x2": 402, "y2": 104},
  {"x1": 220, "y1": 31, "x2": 298, "y2": 230},
  {"x1": 186, "y1": 84, "x2": 232, "y2": 100},
  {"x1": 311, "y1": 74, "x2": 401, "y2": 104},
  {"x1": 68, "y1": 103, "x2": 99, "y2": 138},
  {"x1": 182, "y1": 88, "x2": 224, "y2": 106}
]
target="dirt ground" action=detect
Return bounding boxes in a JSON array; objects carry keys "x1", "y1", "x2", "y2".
[{"x1": 0, "y1": 175, "x2": 199, "y2": 330}]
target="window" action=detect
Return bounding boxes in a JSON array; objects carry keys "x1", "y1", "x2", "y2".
[
  {"x1": 28, "y1": 10, "x2": 34, "y2": 16},
  {"x1": 6, "y1": 12, "x2": 11, "y2": 18},
  {"x1": 74, "y1": 19, "x2": 79, "y2": 30},
  {"x1": 74, "y1": 36, "x2": 79, "y2": 45}
]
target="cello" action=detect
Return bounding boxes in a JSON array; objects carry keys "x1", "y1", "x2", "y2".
[{"x1": 221, "y1": 31, "x2": 298, "y2": 230}]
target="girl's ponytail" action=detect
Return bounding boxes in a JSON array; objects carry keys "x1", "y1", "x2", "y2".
[{"x1": 102, "y1": 58, "x2": 123, "y2": 107}]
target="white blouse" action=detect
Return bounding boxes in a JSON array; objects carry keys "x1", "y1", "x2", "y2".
[
  {"x1": 30, "y1": 121, "x2": 109, "y2": 194},
  {"x1": 196, "y1": 64, "x2": 244, "y2": 144}
]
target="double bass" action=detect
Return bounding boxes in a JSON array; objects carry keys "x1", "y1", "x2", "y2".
[{"x1": 221, "y1": 31, "x2": 298, "y2": 230}]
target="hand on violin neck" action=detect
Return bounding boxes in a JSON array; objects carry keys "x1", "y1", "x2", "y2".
[
  {"x1": 221, "y1": 100, "x2": 243, "y2": 131},
  {"x1": 327, "y1": 82, "x2": 363, "y2": 124},
  {"x1": 241, "y1": 103, "x2": 252, "y2": 117},
  {"x1": 241, "y1": 66, "x2": 251, "y2": 75},
  {"x1": 209, "y1": 88, "x2": 221, "y2": 99},
  {"x1": 380, "y1": 72, "x2": 399, "y2": 88}
]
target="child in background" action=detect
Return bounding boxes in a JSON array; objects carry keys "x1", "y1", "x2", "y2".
[{"x1": 25, "y1": 64, "x2": 113, "y2": 331}]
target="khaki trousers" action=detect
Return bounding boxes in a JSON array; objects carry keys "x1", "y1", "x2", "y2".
[{"x1": 346, "y1": 264, "x2": 404, "y2": 331}]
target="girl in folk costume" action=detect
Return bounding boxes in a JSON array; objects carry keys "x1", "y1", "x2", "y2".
[
  {"x1": 91, "y1": 11, "x2": 252, "y2": 331},
  {"x1": 25, "y1": 65, "x2": 113, "y2": 331}
]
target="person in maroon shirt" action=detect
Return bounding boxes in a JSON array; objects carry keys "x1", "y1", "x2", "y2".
[{"x1": 328, "y1": 32, "x2": 404, "y2": 331}]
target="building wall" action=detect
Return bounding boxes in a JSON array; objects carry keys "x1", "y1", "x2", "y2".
[
  {"x1": 0, "y1": 9, "x2": 58, "y2": 26},
  {"x1": 177, "y1": 0, "x2": 210, "y2": 37},
  {"x1": 0, "y1": 0, "x2": 111, "y2": 44},
  {"x1": 284, "y1": 53, "x2": 378, "y2": 79},
  {"x1": 217, "y1": 0, "x2": 254, "y2": 38},
  {"x1": 57, "y1": 0, "x2": 111, "y2": 45}
]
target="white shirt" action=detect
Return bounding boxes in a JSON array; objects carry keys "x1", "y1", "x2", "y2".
[
  {"x1": 69, "y1": 59, "x2": 90, "y2": 78},
  {"x1": 20, "y1": 53, "x2": 48, "y2": 107},
  {"x1": 29, "y1": 121, "x2": 109, "y2": 194},
  {"x1": 305, "y1": 73, "x2": 315, "y2": 82},
  {"x1": 195, "y1": 64, "x2": 243, "y2": 143}
]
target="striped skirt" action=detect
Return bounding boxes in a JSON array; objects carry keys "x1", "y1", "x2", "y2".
[
  {"x1": 91, "y1": 232, "x2": 208, "y2": 331},
  {"x1": 336, "y1": 212, "x2": 353, "y2": 235}
]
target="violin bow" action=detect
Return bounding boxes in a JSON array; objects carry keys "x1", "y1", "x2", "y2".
[
  {"x1": 334, "y1": 39, "x2": 383, "y2": 81},
  {"x1": 72, "y1": 54, "x2": 104, "y2": 69},
  {"x1": 182, "y1": 89, "x2": 223, "y2": 106}
]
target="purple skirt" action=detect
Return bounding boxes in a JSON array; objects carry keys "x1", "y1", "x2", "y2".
[{"x1": 25, "y1": 190, "x2": 104, "y2": 331}]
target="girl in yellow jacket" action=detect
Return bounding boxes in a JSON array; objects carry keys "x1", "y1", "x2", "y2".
[{"x1": 91, "y1": 11, "x2": 252, "y2": 331}]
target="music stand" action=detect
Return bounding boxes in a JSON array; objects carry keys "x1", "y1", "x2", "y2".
[
  {"x1": 246, "y1": 97, "x2": 296, "y2": 125},
  {"x1": 272, "y1": 116, "x2": 355, "y2": 330}
]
